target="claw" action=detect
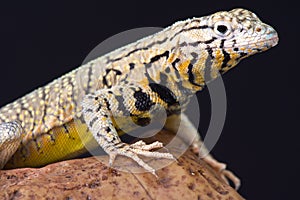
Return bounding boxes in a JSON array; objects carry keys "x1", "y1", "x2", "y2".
[{"x1": 221, "y1": 169, "x2": 241, "y2": 190}]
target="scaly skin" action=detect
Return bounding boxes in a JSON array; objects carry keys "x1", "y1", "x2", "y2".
[{"x1": 0, "y1": 8, "x2": 278, "y2": 189}]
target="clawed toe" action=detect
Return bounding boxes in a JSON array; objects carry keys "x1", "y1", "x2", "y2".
[
  {"x1": 220, "y1": 169, "x2": 241, "y2": 190},
  {"x1": 130, "y1": 140, "x2": 164, "y2": 151},
  {"x1": 108, "y1": 141, "x2": 175, "y2": 176},
  {"x1": 201, "y1": 155, "x2": 240, "y2": 190}
]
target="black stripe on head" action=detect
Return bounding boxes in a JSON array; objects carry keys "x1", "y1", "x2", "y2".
[
  {"x1": 206, "y1": 46, "x2": 214, "y2": 59},
  {"x1": 219, "y1": 39, "x2": 226, "y2": 48},
  {"x1": 186, "y1": 37, "x2": 216, "y2": 47},
  {"x1": 204, "y1": 37, "x2": 216, "y2": 44},
  {"x1": 221, "y1": 49, "x2": 231, "y2": 68},
  {"x1": 184, "y1": 25, "x2": 210, "y2": 32}
]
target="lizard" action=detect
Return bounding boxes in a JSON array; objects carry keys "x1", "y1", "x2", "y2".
[{"x1": 0, "y1": 8, "x2": 278, "y2": 189}]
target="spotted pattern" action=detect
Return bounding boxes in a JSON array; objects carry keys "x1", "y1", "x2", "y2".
[{"x1": 0, "y1": 8, "x2": 278, "y2": 183}]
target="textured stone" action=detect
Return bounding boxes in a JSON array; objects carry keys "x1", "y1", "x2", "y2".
[{"x1": 0, "y1": 130, "x2": 244, "y2": 200}]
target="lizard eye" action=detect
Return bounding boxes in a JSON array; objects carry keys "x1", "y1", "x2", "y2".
[{"x1": 214, "y1": 22, "x2": 231, "y2": 37}]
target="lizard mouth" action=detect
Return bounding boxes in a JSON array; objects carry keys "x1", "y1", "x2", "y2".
[
  {"x1": 231, "y1": 33, "x2": 279, "y2": 52},
  {"x1": 251, "y1": 31, "x2": 279, "y2": 50},
  {"x1": 223, "y1": 32, "x2": 279, "y2": 51},
  {"x1": 260, "y1": 34, "x2": 279, "y2": 48}
]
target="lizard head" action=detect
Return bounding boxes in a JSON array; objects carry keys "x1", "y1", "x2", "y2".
[
  {"x1": 208, "y1": 8, "x2": 279, "y2": 74},
  {"x1": 175, "y1": 8, "x2": 278, "y2": 85}
]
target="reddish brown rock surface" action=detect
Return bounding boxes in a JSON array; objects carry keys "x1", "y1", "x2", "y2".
[{"x1": 0, "y1": 130, "x2": 244, "y2": 200}]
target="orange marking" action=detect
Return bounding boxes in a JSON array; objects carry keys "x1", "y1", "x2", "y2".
[
  {"x1": 214, "y1": 49, "x2": 224, "y2": 70},
  {"x1": 167, "y1": 53, "x2": 176, "y2": 64},
  {"x1": 177, "y1": 60, "x2": 190, "y2": 74}
]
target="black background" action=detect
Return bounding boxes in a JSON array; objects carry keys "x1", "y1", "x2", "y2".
[{"x1": 1, "y1": 1, "x2": 299, "y2": 199}]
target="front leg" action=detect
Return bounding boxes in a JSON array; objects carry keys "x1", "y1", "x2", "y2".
[
  {"x1": 81, "y1": 84, "x2": 175, "y2": 176},
  {"x1": 165, "y1": 113, "x2": 241, "y2": 189}
]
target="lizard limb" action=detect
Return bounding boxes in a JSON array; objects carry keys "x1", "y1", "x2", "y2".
[
  {"x1": 165, "y1": 113, "x2": 240, "y2": 189},
  {"x1": 81, "y1": 85, "x2": 175, "y2": 176},
  {"x1": 0, "y1": 9, "x2": 278, "y2": 190}
]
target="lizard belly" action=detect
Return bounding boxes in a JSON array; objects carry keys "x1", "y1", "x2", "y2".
[
  {"x1": 3, "y1": 119, "x2": 98, "y2": 169},
  {"x1": 3, "y1": 116, "x2": 146, "y2": 169}
]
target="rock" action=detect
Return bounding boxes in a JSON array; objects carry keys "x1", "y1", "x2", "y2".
[{"x1": 0, "y1": 130, "x2": 244, "y2": 200}]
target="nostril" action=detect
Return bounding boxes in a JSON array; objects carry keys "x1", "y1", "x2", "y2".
[{"x1": 256, "y1": 27, "x2": 262, "y2": 32}]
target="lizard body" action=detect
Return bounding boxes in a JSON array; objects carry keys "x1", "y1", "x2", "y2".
[{"x1": 0, "y1": 8, "x2": 278, "y2": 189}]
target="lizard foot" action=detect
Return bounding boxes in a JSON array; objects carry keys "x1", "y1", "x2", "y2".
[
  {"x1": 108, "y1": 140, "x2": 176, "y2": 177},
  {"x1": 192, "y1": 145, "x2": 241, "y2": 190},
  {"x1": 203, "y1": 155, "x2": 241, "y2": 190}
]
